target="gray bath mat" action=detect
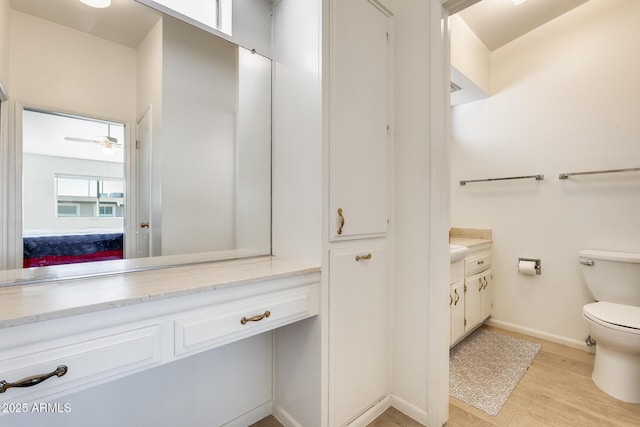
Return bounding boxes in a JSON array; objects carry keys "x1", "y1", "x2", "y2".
[{"x1": 449, "y1": 328, "x2": 541, "y2": 416}]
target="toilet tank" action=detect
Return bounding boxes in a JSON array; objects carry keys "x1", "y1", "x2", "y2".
[{"x1": 578, "y1": 250, "x2": 640, "y2": 306}]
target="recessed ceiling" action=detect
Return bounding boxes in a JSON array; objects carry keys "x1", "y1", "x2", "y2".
[
  {"x1": 458, "y1": 0, "x2": 590, "y2": 51},
  {"x1": 9, "y1": 0, "x2": 161, "y2": 48}
]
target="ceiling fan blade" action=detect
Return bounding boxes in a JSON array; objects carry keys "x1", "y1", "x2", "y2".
[{"x1": 64, "y1": 137, "x2": 98, "y2": 143}]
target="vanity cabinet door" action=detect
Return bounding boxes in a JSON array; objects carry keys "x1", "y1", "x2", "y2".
[
  {"x1": 450, "y1": 280, "x2": 465, "y2": 345},
  {"x1": 330, "y1": 243, "x2": 388, "y2": 426},
  {"x1": 464, "y1": 273, "x2": 483, "y2": 333},
  {"x1": 329, "y1": 0, "x2": 391, "y2": 241},
  {"x1": 480, "y1": 269, "x2": 493, "y2": 321}
]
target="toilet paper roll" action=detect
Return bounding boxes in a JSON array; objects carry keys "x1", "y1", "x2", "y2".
[{"x1": 518, "y1": 260, "x2": 537, "y2": 275}]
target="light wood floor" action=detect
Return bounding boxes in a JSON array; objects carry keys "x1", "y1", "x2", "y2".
[{"x1": 251, "y1": 325, "x2": 640, "y2": 426}]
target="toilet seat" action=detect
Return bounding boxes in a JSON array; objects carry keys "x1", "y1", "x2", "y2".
[{"x1": 583, "y1": 302, "x2": 640, "y2": 332}]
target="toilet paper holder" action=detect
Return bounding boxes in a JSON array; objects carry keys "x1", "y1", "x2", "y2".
[{"x1": 518, "y1": 258, "x2": 541, "y2": 275}]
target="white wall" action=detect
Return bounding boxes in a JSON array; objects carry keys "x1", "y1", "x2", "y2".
[
  {"x1": 449, "y1": 13, "x2": 489, "y2": 106},
  {"x1": 136, "y1": 19, "x2": 164, "y2": 256},
  {"x1": 450, "y1": 14, "x2": 489, "y2": 94},
  {"x1": 160, "y1": 17, "x2": 237, "y2": 256},
  {"x1": 22, "y1": 154, "x2": 124, "y2": 232},
  {"x1": 0, "y1": 0, "x2": 9, "y2": 87},
  {"x1": 271, "y1": 0, "x2": 322, "y2": 425},
  {"x1": 235, "y1": 47, "x2": 271, "y2": 254},
  {"x1": 451, "y1": 0, "x2": 640, "y2": 346},
  {"x1": 9, "y1": 11, "x2": 136, "y2": 123},
  {"x1": 233, "y1": 0, "x2": 273, "y2": 57}
]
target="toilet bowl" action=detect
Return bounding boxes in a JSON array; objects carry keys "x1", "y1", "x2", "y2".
[
  {"x1": 578, "y1": 250, "x2": 640, "y2": 403},
  {"x1": 583, "y1": 302, "x2": 640, "y2": 403}
]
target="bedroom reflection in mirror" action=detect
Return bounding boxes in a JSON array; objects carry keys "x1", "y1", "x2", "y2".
[{"x1": 22, "y1": 109, "x2": 126, "y2": 268}]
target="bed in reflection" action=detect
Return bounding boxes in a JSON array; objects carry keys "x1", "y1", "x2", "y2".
[{"x1": 23, "y1": 230, "x2": 124, "y2": 268}]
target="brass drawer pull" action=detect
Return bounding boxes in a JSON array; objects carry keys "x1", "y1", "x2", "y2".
[
  {"x1": 240, "y1": 310, "x2": 271, "y2": 325},
  {"x1": 0, "y1": 365, "x2": 68, "y2": 393},
  {"x1": 337, "y1": 208, "x2": 345, "y2": 235},
  {"x1": 355, "y1": 253, "x2": 372, "y2": 262}
]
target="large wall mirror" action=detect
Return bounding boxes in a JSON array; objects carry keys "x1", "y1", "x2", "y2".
[{"x1": 0, "y1": 0, "x2": 273, "y2": 285}]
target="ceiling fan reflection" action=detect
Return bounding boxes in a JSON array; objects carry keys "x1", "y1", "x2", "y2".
[{"x1": 63, "y1": 135, "x2": 123, "y2": 155}]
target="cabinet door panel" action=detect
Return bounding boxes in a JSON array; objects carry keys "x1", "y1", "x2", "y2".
[
  {"x1": 330, "y1": 0, "x2": 390, "y2": 240},
  {"x1": 450, "y1": 280, "x2": 465, "y2": 345},
  {"x1": 481, "y1": 269, "x2": 493, "y2": 320},
  {"x1": 330, "y1": 243, "x2": 387, "y2": 426},
  {"x1": 465, "y1": 273, "x2": 483, "y2": 332}
]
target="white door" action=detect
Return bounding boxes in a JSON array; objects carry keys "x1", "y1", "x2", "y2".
[
  {"x1": 330, "y1": 243, "x2": 388, "y2": 426},
  {"x1": 136, "y1": 109, "x2": 152, "y2": 258},
  {"x1": 330, "y1": 0, "x2": 391, "y2": 240}
]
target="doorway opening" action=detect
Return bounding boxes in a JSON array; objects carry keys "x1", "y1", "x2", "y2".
[{"x1": 21, "y1": 108, "x2": 126, "y2": 268}]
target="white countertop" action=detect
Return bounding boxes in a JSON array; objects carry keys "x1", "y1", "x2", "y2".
[
  {"x1": 449, "y1": 237, "x2": 492, "y2": 249},
  {"x1": 0, "y1": 256, "x2": 320, "y2": 329}
]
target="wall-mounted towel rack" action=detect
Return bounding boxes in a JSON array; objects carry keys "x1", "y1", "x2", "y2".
[
  {"x1": 459, "y1": 174, "x2": 544, "y2": 186},
  {"x1": 558, "y1": 167, "x2": 640, "y2": 180}
]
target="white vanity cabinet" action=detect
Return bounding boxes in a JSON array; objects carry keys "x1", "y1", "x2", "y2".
[
  {"x1": 329, "y1": 0, "x2": 391, "y2": 241},
  {"x1": 450, "y1": 247, "x2": 493, "y2": 347},
  {"x1": 329, "y1": 243, "x2": 388, "y2": 426},
  {"x1": 0, "y1": 258, "x2": 320, "y2": 411}
]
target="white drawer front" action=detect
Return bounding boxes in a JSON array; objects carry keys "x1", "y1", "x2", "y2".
[
  {"x1": 0, "y1": 325, "x2": 162, "y2": 405},
  {"x1": 465, "y1": 253, "x2": 491, "y2": 276},
  {"x1": 175, "y1": 288, "x2": 313, "y2": 356}
]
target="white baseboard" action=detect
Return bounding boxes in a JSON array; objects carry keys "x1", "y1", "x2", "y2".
[
  {"x1": 485, "y1": 319, "x2": 595, "y2": 354},
  {"x1": 346, "y1": 395, "x2": 391, "y2": 427},
  {"x1": 389, "y1": 394, "x2": 427, "y2": 425},
  {"x1": 221, "y1": 401, "x2": 273, "y2": 427},
  {"x1": 272, "y1": 404, "x2": 303, "y2": 427}
]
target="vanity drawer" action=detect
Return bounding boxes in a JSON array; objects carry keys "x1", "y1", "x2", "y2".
[
  {"x1": 0, "y1": 325, "x2": 162, "y2": 405},
  {"x1": 465, "y1": 252, "x2": 491, "y2": 276},
  {"x1": 175, "y1": 286, "x2": 316, "y2": 356}
]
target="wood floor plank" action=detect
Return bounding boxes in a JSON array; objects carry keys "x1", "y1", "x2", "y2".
[{"x1": 252, "y1": 326, "x2": 640, "y2": 427}]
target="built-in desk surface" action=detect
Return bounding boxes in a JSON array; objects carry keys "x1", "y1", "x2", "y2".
[{"x1": 0, "y1": 256, "x2": 320, "y2": 328}]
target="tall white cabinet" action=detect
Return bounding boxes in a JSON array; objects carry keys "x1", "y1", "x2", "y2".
[
  {"x1": 328, "y1": 0, "x2": 392, "y2": 425},
  {"x1": 329, "y1": 0, "x2": 391, "y2": 241}
]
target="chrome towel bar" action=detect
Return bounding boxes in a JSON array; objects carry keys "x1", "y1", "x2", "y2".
[
  {"x1": 559, "y1": 167, "x2": 640, "y2": 180},
  {"x1": 459, "y1": 174, "x2": 544, "y2": 186}
]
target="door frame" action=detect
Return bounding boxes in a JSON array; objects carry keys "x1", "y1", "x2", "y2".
[
  {"x1": 427, "y1": 1, "x2": 480, "y2": 426},
  {"x1": 5, "y1": 102, "x2": 133, "y2": 269}
]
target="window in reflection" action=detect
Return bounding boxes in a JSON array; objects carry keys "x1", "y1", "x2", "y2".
[
  {"x1": 22, "y1": 109, "x2": 126, "y2": 268},
  {"x1": 147, "y1": 0, "x2": 232, "y2": 35}
]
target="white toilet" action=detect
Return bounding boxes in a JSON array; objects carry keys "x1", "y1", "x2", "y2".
[{"x1": 579, "y1": 249, "x2": 640, "y2": 403}]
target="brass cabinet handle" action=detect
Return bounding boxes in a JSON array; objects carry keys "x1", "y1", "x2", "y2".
[
  {"x1": 450, "y1": 294, "x2": 453, "y2": 306},
  {"x1": 240, "y1": 310, "x2": 271, "y2": 325},
  {"x1": 477, "y1": 260, "x2": 484, "y2": 265},
  {"x1": 479, "y1": 278, "x2": 484, "y2": 291},
  {"x1": 0, "y1": 365, "x2": 68, "y2": 393},
  {"x1": 355, "y1": 253, "x2": 372, "y2": 262},
  {"x1": 140, "y1": 222, "x2": 149, "y2": 228},
  {"x1": 483, "y1": 276, "x2": 488, "y2": 290},
  {"x1": 454, "y1": 289, "x2": 460, "y2": 305},
  {"x1": 337, "y1": 208, "x2": 345, "y2": 235}
]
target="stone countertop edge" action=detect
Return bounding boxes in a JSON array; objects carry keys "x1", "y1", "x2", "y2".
[{"x1": 0, "y1": 256, "x2": 321, "y2": 329}]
